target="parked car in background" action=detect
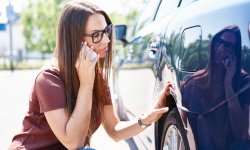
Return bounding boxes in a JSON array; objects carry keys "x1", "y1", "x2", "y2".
[{"x1": 113, "y1": 0, "x2": 250, "y2": 149}]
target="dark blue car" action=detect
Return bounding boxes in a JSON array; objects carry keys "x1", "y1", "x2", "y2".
[{"x1": 114, "y1": 0, "x2": 250, "y2": 149}]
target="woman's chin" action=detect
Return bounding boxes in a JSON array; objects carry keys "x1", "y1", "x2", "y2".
[{"x1": 99, "y1": 53, "x2": 106, "y2": 59}]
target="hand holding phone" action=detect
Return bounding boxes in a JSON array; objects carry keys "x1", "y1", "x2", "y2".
[
  {"x1": 76, "y1": 41, "x2": 98, "y2": 87},
  {"x1": 224, "y1": 57, "x2": 231, "y2": 67},
  {"x1": 81, "y1": 41, "x2": 98, "y2": 61}
]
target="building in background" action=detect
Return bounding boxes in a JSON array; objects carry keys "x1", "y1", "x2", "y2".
[{"x1": 0, "y1": 0, "x2": 48, "y2": 69}]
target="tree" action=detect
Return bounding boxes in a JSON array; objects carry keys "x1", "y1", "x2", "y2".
[
  {"x1": 108, "y1": 0, "x2": 145, "y2": 64},
  {"x1": 22, "y1": 0, "x2": 64, "y2": 58},
  {"x1": 21, "y1": 0, "x2": 144, "y2": 59}
]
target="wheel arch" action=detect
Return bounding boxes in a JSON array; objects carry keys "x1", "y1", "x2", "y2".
[{"x1": 155, "y1": 94, "x2": 177, "y2": 150}]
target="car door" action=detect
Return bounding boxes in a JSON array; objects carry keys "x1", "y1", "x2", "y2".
[
  {"x1": 162, "y1": 0, "x2": 250, "y2": 149},
  {"x1": 116, "y1": 0, "x2": 162, "y2": 149},
  {"x1": 122, "y1": 0, "x2": 183, "y2": 149}
]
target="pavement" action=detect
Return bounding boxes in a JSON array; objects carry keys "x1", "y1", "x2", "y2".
[{"x1": 0, "y1": 69, "x2": 131, "y2": 150}]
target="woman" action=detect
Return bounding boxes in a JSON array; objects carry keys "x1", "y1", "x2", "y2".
[
  {"x1": 181, "y1": 26, "x2": 250, "y2": 150},
  {"x1": 9, "y1": 1, "x2": 172, "y2": 149}
]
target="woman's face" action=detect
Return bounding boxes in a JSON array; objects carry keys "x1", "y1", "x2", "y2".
[
  {"x1": 214, "y1": 31, "x2": 236, "y2": 65},
  {"x1": 83, "y1": 13, "x2": 111, "y2": 58}
]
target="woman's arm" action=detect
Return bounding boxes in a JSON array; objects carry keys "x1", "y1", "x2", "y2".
[
  {"x1": 102, "y1": 83, "x2": 171, "y2": 141},
  {"x1": 224, "y1": 55, "x2": 248, "y2": 140},
  {"x1": 44, "y1": 85, "x2": 93, "y2": 149},
  {"x1": 101, "y1": 105, "x2": 143, "y2": 142},
  {"x1": 225, "y1": 85, "x2": 248, "y2": 140},
  {"x1": 45, "y1": 43, "x2": 99, "y2": 149}
]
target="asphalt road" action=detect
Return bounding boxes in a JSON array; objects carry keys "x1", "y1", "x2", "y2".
[{"x1": 0, "y1": 69, "x2": 130, "y2": 150}]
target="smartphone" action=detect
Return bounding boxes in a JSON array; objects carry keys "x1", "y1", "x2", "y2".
[
  {"x1": 224, "y1": 57, "x2": 231, "y2": 67},
  {"x1": 89, "y1": 50, "x2": 98, "y2": 61},
  {"x1": 81, "y1": 42, "x2": 98, "y2": 61}
]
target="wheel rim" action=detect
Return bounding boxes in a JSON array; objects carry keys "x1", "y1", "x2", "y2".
[{"x1": 162, "y1": 124, "x2": 185, "y2": 150}]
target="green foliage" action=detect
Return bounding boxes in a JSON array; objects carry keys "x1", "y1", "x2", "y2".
[
  {"x1": 21, "y1": 0, "x2": 143, "y2": 58},
  {"x1": 108, "y1": 0, "x2": 144, "y2": 65},
  {"x1": 22, "y1": 0, "x2": 64, "y2": 54}
]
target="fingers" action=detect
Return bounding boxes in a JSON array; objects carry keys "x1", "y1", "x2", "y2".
[
  {"x1": 155, "y1": 107, "x2": 169, "y2": 113},
  {"x1": 145, "y1": 107, "x2": 169, "y2": 123},
  {"x1": 161, "y1": 81, "x2": 174, "y2": 96},
  {"x1": 149, "y1": 107, "x2": 169, "y2": 122},
  {"x1": 166, "y1": 81, "x2": 172, "y2": 90},
  {"x1": 81, "y1": 41, "x2": 99, "y2": 64},
  {"x1": 81, "y1": 41, "x2": 88, "y2": 58},
  {"x1": 85, "y1": 46, "x2": 94, "y2": 62},
  {"x1": 75, "y1": 49, "x2": 82, "y2": 70}
]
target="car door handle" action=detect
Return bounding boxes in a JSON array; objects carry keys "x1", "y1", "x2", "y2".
[
  {"x1": 149, "y1": 41, "x2": 160, "y2": 52},
  {"x1": 148, "y1": 41, "x2": 160, "y2": 59}
]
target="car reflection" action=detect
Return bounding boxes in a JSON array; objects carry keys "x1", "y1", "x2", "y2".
[{"x1": 181, "y1": 26, "x2": 250, "y2": 150}]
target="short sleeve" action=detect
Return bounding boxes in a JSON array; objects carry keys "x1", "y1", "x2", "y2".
[{"x1": 35, "y1": 69, "x2": 66, "y2": 113}]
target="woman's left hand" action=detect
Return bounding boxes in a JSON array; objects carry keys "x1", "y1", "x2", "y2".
[{"x1": 140, "y1": 82, "x2": 173, "y2": 125}]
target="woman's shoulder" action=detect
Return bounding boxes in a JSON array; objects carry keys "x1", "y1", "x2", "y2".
[
  {"x1": 40, "y1": 65, "x2": 60, "y2": 77},
  {"x1": 34, "y1": 62, "x2": 66, "y2": 113},
  {"x1": 35, "y1": 62, "x2": 63, "y2": 85},
  {"x1": 40, "y1": 58, "x2": 61, "y2": 75}
]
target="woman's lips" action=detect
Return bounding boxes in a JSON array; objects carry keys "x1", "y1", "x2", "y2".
[{"x1": 102, "y1": 47, "x2": 108, "y2": 52}]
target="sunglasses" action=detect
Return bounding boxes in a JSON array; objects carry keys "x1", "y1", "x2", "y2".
[
  {"x1": 215, "y1": 36, "x2": 235, "y2": 50},
  {"x1": 83, "y1": 24, "x2": 112, "y2": 43}
]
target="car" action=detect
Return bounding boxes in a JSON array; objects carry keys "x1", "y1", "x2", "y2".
[{"x1": 113, "y1": 0, "x2": 250, "y2": 150}]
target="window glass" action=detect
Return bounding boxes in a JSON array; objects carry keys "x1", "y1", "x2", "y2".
[
  {"x1": 133, "y1": 0, "x2": 161, "y2": 34},
  {"x1": 179, "y1": 27, "x2": 202, "y2": 71},
  {"x1": 155, "y1": 0, "x2": 180, "y2": 20},
  {"x1": 179, "y1": 0, "x2": 195, "y2": 7}
]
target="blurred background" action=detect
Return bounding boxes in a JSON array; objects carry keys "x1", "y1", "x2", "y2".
[
  {"x1": 0, "y1": 0, "x2": 146, "y2": 71},
  {"x1": 0, "y1": 0, "x2": 147, "y2": 149}
]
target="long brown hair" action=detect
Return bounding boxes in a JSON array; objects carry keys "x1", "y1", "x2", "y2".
[{"x1": 54, "y1": 0, "x2": 113, "y2": 145}]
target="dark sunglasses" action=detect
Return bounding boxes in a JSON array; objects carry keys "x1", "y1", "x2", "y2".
[
  {"x1": 215, "y1": 36, "x2": 235, "y2": 50},
  {"x1": 83, "y1": 24, "x2": 112, "y2": 43}
]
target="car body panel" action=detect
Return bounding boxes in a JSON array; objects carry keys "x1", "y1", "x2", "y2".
[{"x1": 114, "y1": 0, "x2": 250, "y2": 149}]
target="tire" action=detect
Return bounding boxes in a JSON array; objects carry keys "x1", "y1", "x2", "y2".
[{"x1": 160, "y1": 108, "x2": 190, "y2": 150}]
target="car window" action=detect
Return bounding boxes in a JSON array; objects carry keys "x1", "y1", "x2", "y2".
[
  {"x1": 179, "y1": 0, "x2": 195, "y2": 7},
  {"x1": 133, "y1": 0, "x2": 161, "y2": 34},
  {"x1": 179, "y1": 26, "x2": 202, "y2": 71},
  {"x1": 242, "y1": 25, "x2": 250, "y2": 73},
  {"x1": 155, "y1": 0, "x2": 181, "y2": 20}
]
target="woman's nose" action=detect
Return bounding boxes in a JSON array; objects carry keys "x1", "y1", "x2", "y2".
[
  {"x1": 101, "y1": 33, "x2": 110, "y2": 44},
  {"x1": 218, "y1": 44, "x2": 229, "y2": 53}
]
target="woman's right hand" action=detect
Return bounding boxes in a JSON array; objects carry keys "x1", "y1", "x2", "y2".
[
  {"x1": 140, "y1": 82, "x2": 173, "y2": 125},
  {"x1": 223, "y1": 54, "x2": 236, "y2": 86},
  {"x1": 75, "y1": 41, "x2": 99, "y2": 88}
]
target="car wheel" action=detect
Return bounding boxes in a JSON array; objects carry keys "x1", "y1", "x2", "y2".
[{"x1": 160, "y1": 108, "x2": 189, "y2": 150}]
